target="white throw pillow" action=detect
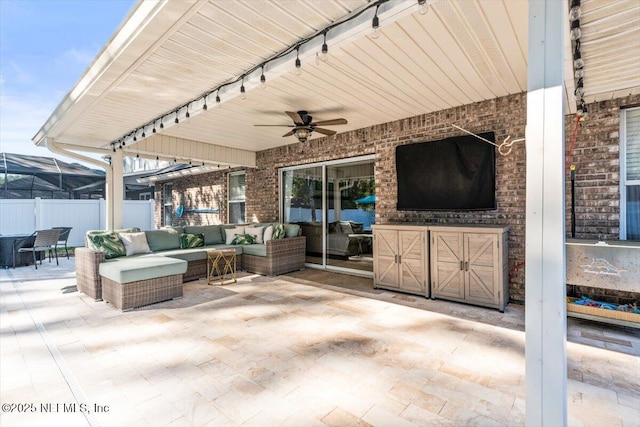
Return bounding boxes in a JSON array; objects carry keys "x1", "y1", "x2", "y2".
[
  {"x1": 225, "y1": 226, "x2": 245, "y2": 245},
  {"x1": 119, "y1": 232, "x2": 152, "y2": 256},
  {"x1": 245, "y1": 226, "x2": 264, "y2": 244},
  {"x1": 263, "y1": 225, "x2": 274, "y2": 242}
]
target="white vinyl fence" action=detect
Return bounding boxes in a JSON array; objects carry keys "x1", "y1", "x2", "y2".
[{"x1": 0, "y1": 198, "x2": 155, "y2": 247}]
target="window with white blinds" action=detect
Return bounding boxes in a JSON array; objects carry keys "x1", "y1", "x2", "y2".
[
  {"x1": 621, "y1": 107, "x2": 640, "y2": 240},
  {"x1": 228, "y1": 172, "x2": 246, "y2": 224}
]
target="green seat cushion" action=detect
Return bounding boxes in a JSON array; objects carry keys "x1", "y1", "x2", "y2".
[
  {"x1": 154, "y1": 248, "x2": 209, "y2": 262},
  {"x1": 204, "y1": 244, "x2": 244, "y2": 255},
  {"x1": 241, "y1": 244, "x2": 267, "y2": 257},
  {"x1": 145, "y1": 229, "x2": 181, "y2": 251},
  {"x1": 183, "y1": 225, "x2": 223, "y2": 245},
  {"x1": 99, "y1": 256, "x2": 187, "y2": 284}
]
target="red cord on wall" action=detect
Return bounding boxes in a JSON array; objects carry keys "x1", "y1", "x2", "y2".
[{"x1": 565, "y1": 114, "x2": 582, "y2": 172}]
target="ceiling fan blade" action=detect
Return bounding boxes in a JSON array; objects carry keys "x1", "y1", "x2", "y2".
[
  {"x1": 286, "y1": 111, "x2": 304, "y2": 125},
  {"x1": 313, "y1": 127, "x2": 337, "y2": 136},
  {"x1": 254, "y1": 124, "x2": 294, "y2": 127},
  {"x1": 282, "y1": 130, "x2": 295, "y2": 137},
  {"x1": 310, "y1": 118, "x2": 347, "y2": 126}
]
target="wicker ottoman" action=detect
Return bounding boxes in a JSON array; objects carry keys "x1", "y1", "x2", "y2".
[{"x1": 99, "y1": 256, "x2": 188, "y2": 311}]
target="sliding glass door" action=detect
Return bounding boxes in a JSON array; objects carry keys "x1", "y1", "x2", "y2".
[{"x1": 280, "y1": 156, "x2": 375, "y2": 274}]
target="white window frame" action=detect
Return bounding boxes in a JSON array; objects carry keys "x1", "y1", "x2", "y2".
[
  {"x1": 620, "y1": 106, "x2": 640, "y2": 240},
  {"x1": 139, "y1": 192, "x2": 152, "y2": 201},
  {"x1": 228, "y1": 171, "x2": 246, "y2": 224}
]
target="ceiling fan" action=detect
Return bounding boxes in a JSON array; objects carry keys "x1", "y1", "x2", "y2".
[{"x1": 254, "y1": 111, "x2": 347, "y2": 143}]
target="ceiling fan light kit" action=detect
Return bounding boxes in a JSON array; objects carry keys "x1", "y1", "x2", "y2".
[{"x1": 255, "y1": 110, "x2": 347, "y2": 143}]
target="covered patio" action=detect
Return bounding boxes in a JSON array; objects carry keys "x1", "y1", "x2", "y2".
[
  {"x1": 24, "y1": 0, "x2": 640, "y2": 425},
  {"x1": 1, "y1": 262, "x2": 638, "y2": 426}
]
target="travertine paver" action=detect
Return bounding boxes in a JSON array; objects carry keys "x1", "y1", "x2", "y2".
[{"x1": 0, "y1": 258, "x2": 638, "y2": 427}]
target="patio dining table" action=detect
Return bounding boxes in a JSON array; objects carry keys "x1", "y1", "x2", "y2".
[{"x1": 0, "y1": 234, "x2": 40, "y2": 268}]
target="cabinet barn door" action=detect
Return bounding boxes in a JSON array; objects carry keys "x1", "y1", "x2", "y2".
[
  {"x1": 374, "y1": 229, "x2": 399, "y2": 288},
  {"x1": 399, "y1": 230, "x2": 427, "y2": 294},
  {"x1": 465, "y1": 233, "x2": 499, "y2": 305},
  {"x1": 431, "y1": 232, "x2": 464, "y2": 299}
]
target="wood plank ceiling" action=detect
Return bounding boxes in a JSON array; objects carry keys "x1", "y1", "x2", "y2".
[{"x1": 35, "y1": 0, "x2": 640, "y2": 162}]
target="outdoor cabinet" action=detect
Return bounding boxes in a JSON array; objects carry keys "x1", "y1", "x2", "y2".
[
  {"x1": 373, "y1": 225, "x2": 429, "y2": 296},
  {"x1": 430, "y1": 225, "x2": 509, "y2": 311}
]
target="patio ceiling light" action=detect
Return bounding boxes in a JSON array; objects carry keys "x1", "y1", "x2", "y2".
[{"x1": 293, "y1": 127, "x2": 311, "y2": 143}]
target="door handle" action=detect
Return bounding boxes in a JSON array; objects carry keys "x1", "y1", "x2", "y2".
[
  {"x1": 398, "y1": 255, "x2": 402, "y2": 264},
  {"x1": 460, "y1": 261, "x2": 464, "y2": 271},
  {"x1": 465, "y1": 261, "x2": 469, "y2": 271}
]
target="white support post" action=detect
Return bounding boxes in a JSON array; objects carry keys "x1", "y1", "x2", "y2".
[
  {"x1": 525, "y1": 1, "x2": 567, "y2": 426},
  {"x1": 34, "y1": 197, "x2": 43, "y2": 230},
  {"x1": 110, "y1": 149, "x2": 125, "y2": 230}
]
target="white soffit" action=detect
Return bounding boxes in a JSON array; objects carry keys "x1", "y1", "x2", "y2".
[
  {"x1": 579, "y1": 0, "x2": 640, "y2": 103},
  {"x1": 34, "y1": 0, "x2": 577, "y2": 158}
]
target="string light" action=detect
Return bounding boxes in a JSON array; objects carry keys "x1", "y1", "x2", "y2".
[
  {"x1": 371, "y1": 5, "x2": 380, "y2": 39},
  {"x1": 108, "y1": 0, "x2": 390, "y2": 148},
  {"x1": 320, "y1": 32, "x2": 328, "y2": 62},
  {"x1": 418, "y1": 0, "x2": 428, "y2": 15},
  {"x1": 295, "y1": 48, "x2": 302, "y2": 75}
]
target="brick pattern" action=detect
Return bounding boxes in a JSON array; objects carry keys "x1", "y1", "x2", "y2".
[
  {"x1": 564, "y1": 95, "x2": 640, "y2": 304},
  {"x1": 161, "y1": 92, "x2": 640, "y2": 305}
]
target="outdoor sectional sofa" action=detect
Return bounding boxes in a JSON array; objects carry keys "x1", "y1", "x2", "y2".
[{"x1": 75, "y1": 223, "x2": 306, "y2": 310}]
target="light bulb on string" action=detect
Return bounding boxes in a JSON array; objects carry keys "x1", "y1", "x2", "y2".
[
  {"x1": 371, "y1": 6, "x2": 380, "y2": 39},
  {"x1": 418, "y1": 0, "x2": 428, "y2": 15},
  {"x1": 295, "y1": 48, "x2": 302, "y2": 75},
  {"x1": 320, "y1": 32, "x2": 328, "y2": 62},
  {"x1": 216, "y1": 91, "x2": 221, "y2": 107},
  {"x1": 260, "y1": 66, "x2": 267, "y2": 89}
]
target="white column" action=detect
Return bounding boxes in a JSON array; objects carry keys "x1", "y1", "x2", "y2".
[
  {"x1": 110, "y1": 149, "x2": 125, "y2": 230},
  {"x1": 525, "y1": 1, "x2": 567, "y2": 426}
]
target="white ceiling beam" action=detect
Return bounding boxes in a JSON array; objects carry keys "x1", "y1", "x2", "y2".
[{"x1": 131, "y1": 134, "x2": 256, "y2": 168}]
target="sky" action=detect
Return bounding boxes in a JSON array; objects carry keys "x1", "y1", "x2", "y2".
[{"x1": 0, "y1": 0, "x2": 135, "y2": 164}]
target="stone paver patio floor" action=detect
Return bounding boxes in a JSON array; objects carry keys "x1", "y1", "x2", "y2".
[{"x1": 1, "y1": 258, "x2": 638, "y2": 426}]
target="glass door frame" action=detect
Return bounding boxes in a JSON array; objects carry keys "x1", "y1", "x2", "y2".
[{"x1": 279, "y1": 154, "x2": 374, "y2": 277}]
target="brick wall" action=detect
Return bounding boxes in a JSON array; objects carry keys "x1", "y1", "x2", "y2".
[
  {"x1": 565, "y1": 94, "x2": 639, "y2": 305},
  {"x1": 161, "y1": 92, "x2": 639, "y2": 305},
  {"x1": 153, "y1": 170, "x2": 229, "y2": 227}
]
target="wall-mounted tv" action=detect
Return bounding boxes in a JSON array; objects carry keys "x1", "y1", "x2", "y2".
[{"x1": 396, "y1": 132, "x2": 496, "y2": 211}]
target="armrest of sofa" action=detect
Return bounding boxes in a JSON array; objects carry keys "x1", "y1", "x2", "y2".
[
  {"x1": 244, "y1": 236, "x2": 306, "y2": 276},
  {"x1": 75, "y1": 247, "x2": 105, "y2": 300}
]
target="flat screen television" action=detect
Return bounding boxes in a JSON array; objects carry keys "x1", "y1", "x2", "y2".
[{"x1": 396, "y1": 132, "x2": 496, "y2": 211}]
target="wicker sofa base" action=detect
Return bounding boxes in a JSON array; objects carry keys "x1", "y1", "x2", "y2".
[
  {"x1": 102, "y1": 274, "x2": 183, "y2": 311},
  {"x1": 76, "y1": 247, "x2": 105, "y2": 300}
]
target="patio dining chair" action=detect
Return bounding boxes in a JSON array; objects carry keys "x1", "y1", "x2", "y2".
[
  {"x1": 53, "y1": 226, "x2": 73, "y2": 259},
  {"x1": 13, "y1": 228, "x2": 62, "y2": 270}
]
